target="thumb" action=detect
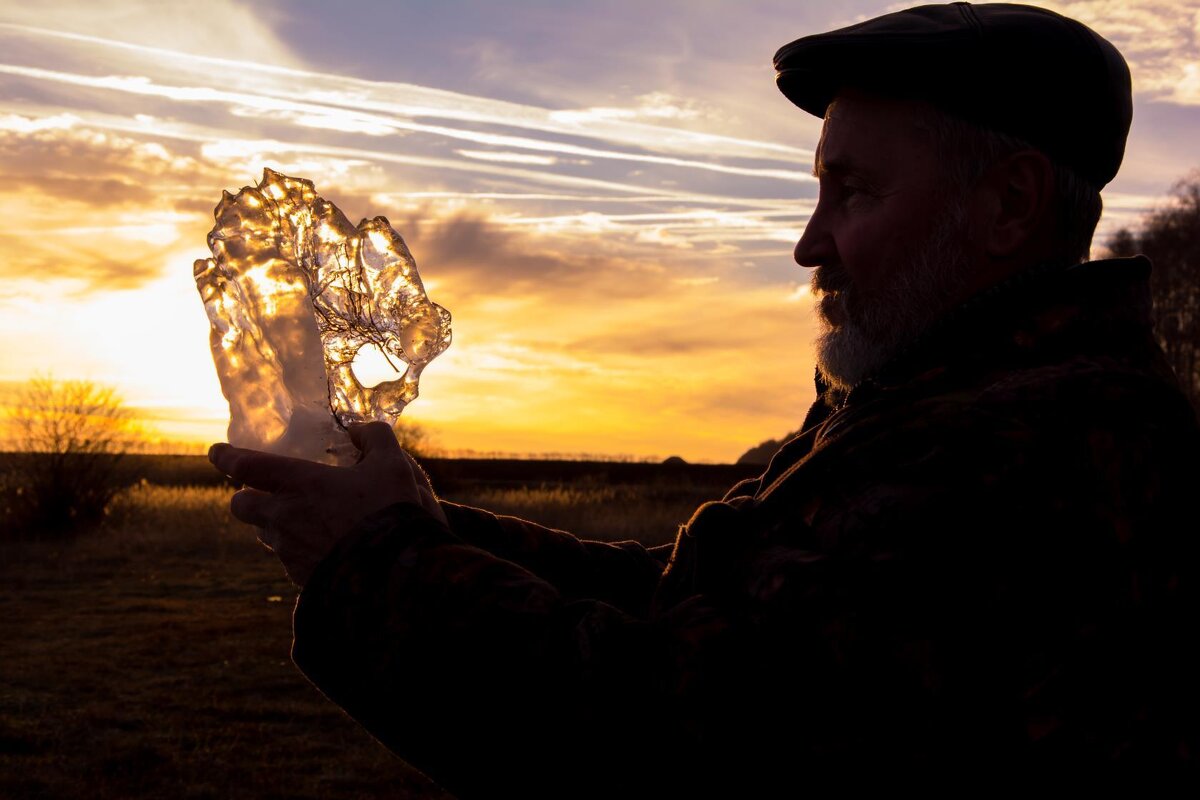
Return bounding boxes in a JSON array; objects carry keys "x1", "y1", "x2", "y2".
[{"x1": 348, "y1": 421, "x2": 400, "y2": 458}]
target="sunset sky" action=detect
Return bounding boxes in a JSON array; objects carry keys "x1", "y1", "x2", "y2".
[{"x1": 1, "y1": 0, "x2": 1197, "y2": 462}]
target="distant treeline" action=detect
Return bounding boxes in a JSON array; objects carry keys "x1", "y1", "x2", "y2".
[{"x1": 0, "y1": 452, "x2": 762, "y2": 492}]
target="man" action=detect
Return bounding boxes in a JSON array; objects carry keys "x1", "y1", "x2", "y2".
[{"x1": 211, "y1": 3, "x2": 1200, "y2": 794}]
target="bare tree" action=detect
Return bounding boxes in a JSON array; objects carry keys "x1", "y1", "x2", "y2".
[
  {"x1": 3, "y1": 376, "x2": 143, "y2": 536},
  {"x1": 1107, "y1": 170, "x2": 1200, "y2": 417},
  {"x1": 393, "y1": 417, "x2": 437, "y2": 459}
]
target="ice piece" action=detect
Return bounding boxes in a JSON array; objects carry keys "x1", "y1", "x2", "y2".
[{"x1": 193, "y1": 168, "x2": 451, "y2": 464}]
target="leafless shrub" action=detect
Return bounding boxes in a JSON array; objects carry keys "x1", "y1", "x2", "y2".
[{"x1": 3, "y1": 376, "x2": 145, "y2": 537}]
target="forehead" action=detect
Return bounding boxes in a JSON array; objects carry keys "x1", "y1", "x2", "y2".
[{"x1": 814, "y1": 89, "x2": 937, "y2": 176}]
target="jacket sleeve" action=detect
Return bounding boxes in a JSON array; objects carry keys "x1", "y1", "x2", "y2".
[
  {"x1": 435, "y1": 500, "x2": 673, "y2": 617},
  {"x1": 290, "y1": 502, "x2": 742, "y2": 799}
]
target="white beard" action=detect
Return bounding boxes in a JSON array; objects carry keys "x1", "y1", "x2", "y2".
[{"x1": 812, "y1": 202, "x2": 972, "y2": 392}]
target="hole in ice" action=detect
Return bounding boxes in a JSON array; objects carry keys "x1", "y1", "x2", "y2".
[{"x1": 351, "y1": 344, "x2": 403, "y2": 389}]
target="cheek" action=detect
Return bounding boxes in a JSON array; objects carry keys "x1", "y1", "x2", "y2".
[
  {"x1": 834, "y1": 218, "x2": 899, "y2": 289},
  {"x1": 837, "y1": 205, "x2": 935, "y2": 290}
]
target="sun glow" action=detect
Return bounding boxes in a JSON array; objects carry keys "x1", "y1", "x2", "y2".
[{"x1": 1, "y1": 1, "x2": 1191, "y2": 461}]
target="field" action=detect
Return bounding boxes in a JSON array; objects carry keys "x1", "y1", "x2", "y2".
[{"x1": 1, "y1": 456, "x2": 754, "y2": 799}]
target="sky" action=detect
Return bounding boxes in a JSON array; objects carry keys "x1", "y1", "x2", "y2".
[{"x1": 0, "y1": 0, "x2": 1197, "y2": 462}]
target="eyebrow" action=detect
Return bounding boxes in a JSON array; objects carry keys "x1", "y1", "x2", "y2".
[
  {"x1": 811, "y1": 158, "x2": 857, "y2": 179},
  {"x1": 811, "y1": 158, "x2": 849, "y2": 178}
]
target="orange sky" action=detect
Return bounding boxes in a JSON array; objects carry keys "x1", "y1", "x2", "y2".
[{"x1": 1, "y1": 1, "x2": 1196, "y2": 462}]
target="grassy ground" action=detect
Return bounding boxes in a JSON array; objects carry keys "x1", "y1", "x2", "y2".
[
  {"x1": 1, "y1": 484, "x2": 452, "y2": 799},
  {"x1": 441, "y1": 481, "x2": 717, "y2": 546},
  {"x1": 1, "y1": 475, "x2": 716, "y2": 798}
]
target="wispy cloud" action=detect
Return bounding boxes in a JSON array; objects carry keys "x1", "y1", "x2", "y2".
[
  {"x1": 0, "y1": 56, "x2": 813, "y2": 182},
  {"x1": 0, "y1": 23, "x2": 811, "y2": 157},
  {"x1": 877, "y1": 0, "x2": 1200, "y2": 106},
  {"x1": 1043, "y1": 0, "x2": 1200, "y2": 105},
  {"x1": 457, "y1": 150, "x2": 559, "y2": 166},
  {"x1": 0, "y1": 1, "x2": 1193, "y2": 460},
  {"x1": 0, "y1": 19, "x2": 813, "y2": 278}
]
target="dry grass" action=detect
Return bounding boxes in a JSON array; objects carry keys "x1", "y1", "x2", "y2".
[
  {"x1": 443, "y1": 482, "x2": 713, "y2": 547},
  {"x1": 1, "y1": 483, "x2": 452, "y2": 800},
  {"x1": 1, "y1": 479, "x2": 703, "y2": 798}
]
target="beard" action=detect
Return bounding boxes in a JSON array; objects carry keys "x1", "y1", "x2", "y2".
[{"x1": 812, "y1": 201, "x2": 973, "y2": 392}]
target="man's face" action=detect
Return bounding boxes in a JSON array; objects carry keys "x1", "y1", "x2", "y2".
[{"x1": 794, "y1": 89, "x2": 977, "y2": 390}]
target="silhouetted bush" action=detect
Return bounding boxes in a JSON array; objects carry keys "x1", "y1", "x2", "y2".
[{"x1": 2, "y1": 377, "x2": 143, "y2": 538}]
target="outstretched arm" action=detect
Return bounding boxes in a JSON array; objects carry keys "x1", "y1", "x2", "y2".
[
  {"x1": 436, "y1": 501, "x2": 673, "y2": 616},
  {"x1": 209, "y1": 422, "x2": 673, "y2": 612},
  {"x1": 209, "y1": 425, "x2": 746, "y2": 796},
  {"x1": 289, "y1": 502, "x2": 708, "y2": 799}
]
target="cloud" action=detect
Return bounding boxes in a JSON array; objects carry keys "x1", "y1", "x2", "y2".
[
  {"x1": 549, "y1": 91, "x2": 727, "y2": 125},
  {"x1": 0, "y1": 21, "x2": 810, "y2": 161},
  {"x1": 561, "y1": 281, "x2": 808, "y2": 359},
  {"x1": 3, "y1": 1, "x2": 1190, "y2": 460},
  {"x1": 0, "y1": 17, "x2": 816, "y2": 297},
  {"x1": 1044, "y1": 0, "x2": 1200, "y2": 105},
  {"x1": 878, "y1": 0, "x2": 1200, "y2": 106},
  {"x1": 457, "y1": 149, "x2": 559, "y2": 166},
  {"x1": 0, "y1": 117, "x2": 202, "y2": 187},
  {"x1": 0, "y1": 112, "x2": 80, "y2": 133},
  {"x1": 0, "y1": 117, "x2": 221, "y2": 289},
  {"x1": 0, "y1": 59, "x2": 810, "y2": 182},
  {"x1": 0, "y1": 105, "x2": 799, "y2": 297},
  {"x1": 397, "y1": 209, "x2": 679, "y2": 299},
  {"x1": 0, "y1": 235, "x2": 173, "y2": 291},
  {"x1": 6, "y1": 175, "x2": 154, "y2": 207},
  {"x1": 0, "y1": 1, "x2": 300, "y2": 66}
]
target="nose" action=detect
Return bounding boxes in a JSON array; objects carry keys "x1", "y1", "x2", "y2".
[{"x1": 793, "y1": 201, "x2": 835, "y2": 268}]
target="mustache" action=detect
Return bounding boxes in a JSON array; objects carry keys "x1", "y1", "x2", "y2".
[{"x1": 811, "y1": 263, "x2": 853, "y2": 295}]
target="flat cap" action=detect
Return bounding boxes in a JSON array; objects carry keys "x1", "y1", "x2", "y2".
[{"x1": 774, "y1": 2, "x2": 1132, "y2": 188}]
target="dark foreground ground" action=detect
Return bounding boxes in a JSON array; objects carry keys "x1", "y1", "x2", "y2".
[{"x1": 1, "y1": 457, "x2": 754, "y2": 798}]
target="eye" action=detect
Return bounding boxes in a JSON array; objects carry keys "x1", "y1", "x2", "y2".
[
  {"x1": 815, "y1": 174, "x2": 875, "y2": 208},
  {"x1": 827, "y1": 182, "x2": 861, "y2": 206},
  {"x1": 837, "y1": 180, "x2": 876, "y2": 206}
]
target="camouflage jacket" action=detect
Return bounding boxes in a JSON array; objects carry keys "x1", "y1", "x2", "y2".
[{"x1": 292, "y1": 256, "x2": 1200, "y2": 796}]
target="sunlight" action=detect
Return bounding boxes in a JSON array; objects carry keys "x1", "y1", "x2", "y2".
[{"x1": 0, "y1": 2, "x2": 1189, "y2": 461}]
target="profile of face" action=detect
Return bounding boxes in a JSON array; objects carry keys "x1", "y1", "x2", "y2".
[{"x1": 794, "y1": 89, "x2": 979, "y2": 391}]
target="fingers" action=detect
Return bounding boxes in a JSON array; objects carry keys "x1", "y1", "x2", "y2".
[
  {"x1": 229, "y1": 489, "x2": 304, "y2": 573},
  {"x1": 347, "y1": 422, "x2": 400, "y2": 459},
  {"x1": 209, "y1": 443, "x2": 325, "y2": 491},
  {"x1": 230, "y1": 489, "x2": 285, "y2": 554},
  {"x1": 230, "y1": 487, "x2": 278, "y2": 527}
]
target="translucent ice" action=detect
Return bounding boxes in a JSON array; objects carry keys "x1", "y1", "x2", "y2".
[{"x1": 194, "y1": 168, "x2": 451, "y2": 464}]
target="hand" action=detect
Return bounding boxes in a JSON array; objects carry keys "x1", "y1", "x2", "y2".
[{"x1": 209, "y1": 422, "x2": 449, "y2": 587}]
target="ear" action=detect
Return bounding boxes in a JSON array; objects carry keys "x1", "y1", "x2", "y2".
[{"x1": 979, "y1": 149, "x2": 1056, "y2": 258}]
